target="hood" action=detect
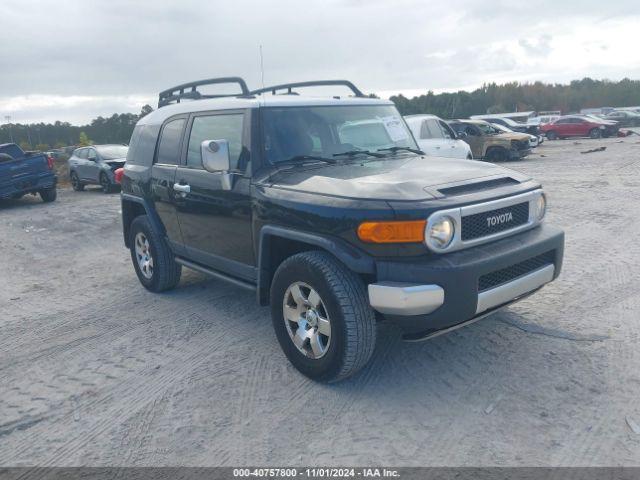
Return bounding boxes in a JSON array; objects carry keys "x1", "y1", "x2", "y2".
[
  {"x1": 494, "y1": 132, "x2": 531, "y2": 141},
  {"x1": 266, "y1": 155, "x2": 529, "y2": 201}
]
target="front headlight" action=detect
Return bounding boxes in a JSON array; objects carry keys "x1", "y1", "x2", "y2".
[
  {"x1": 427, "y1": 216, "x2": 455, "y2": 250},
  {"x1": 534, "y1": 193, "x2": 546, "y2": 221}
]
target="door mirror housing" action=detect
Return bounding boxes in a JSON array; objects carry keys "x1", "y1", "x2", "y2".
[
  {"x1": 201, "y1": 140, "x2": 231, "y2": 172},
  {"x1": 456, "y1": 131, "x2": 468, "y2": 139},
  {"x1": 201, "y1": 139, "x2": 233, "y2": 190}
]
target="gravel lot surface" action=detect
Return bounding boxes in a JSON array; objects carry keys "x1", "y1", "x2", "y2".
[{"x1": 1, "y1": 137, "x2": 639, "y2": 467}]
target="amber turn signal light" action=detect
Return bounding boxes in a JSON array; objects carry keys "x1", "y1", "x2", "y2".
[{"x1": 357, "y1": 220, "x2": 426, "y2": 244}]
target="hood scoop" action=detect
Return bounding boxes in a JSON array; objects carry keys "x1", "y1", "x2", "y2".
[{"x1": 436, "y1": 176, "x2": 520, "y2": 197}]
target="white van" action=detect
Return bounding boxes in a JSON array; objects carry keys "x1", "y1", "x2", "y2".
[{"x1": 404, "y1": 114, "x2": 472, "y2": 159}]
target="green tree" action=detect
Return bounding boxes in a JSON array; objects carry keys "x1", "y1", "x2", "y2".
[
  {"x1": 78, "y1": 131, "x2": 92, "y2": 146},
  {"x1": 139, "y1": 104, "x2": 154, "y2": 118},
  {"x1": 19, "y1": 141, "x2": 32, "y2": 151},
  {"x1": 35, "y1": 143, "x2": 50, "y2": 151}
]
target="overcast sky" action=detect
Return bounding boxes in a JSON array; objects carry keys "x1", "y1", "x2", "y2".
[{"x1": 2, "y1": 0, "x2": 639, "y2": 124}]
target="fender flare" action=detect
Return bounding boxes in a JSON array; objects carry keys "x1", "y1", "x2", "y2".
[
  {"x1": 257, "y1": 225, "x2": 376, "y2": 305},
  {"x1": 121, "y1": 193, "x2": 165, "y2": 247}
]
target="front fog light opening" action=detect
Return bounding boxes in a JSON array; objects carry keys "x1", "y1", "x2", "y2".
[
  {"x1": 427, "y1": 216, "x2": 455, "y2": 250},
  {"x1": 535, "y1": 194, "x2": 547, "y2": 221}
]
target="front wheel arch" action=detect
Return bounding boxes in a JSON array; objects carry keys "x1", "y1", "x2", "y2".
[
  {"x1": 484, "y1": 146, "x2": 508, "y2": 162},
  {"x1": 257, "y1": 226, "x2": 375, "y2": 306}
]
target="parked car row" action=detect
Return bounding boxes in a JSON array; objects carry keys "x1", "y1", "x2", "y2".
[{"x1": 405, "y1": 114, "x2": 546, "y2": 162}]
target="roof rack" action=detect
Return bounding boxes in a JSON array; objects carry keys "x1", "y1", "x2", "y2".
[
  {"x1": 249, "y1": 80, "x2": 365, "y2": 98},
  {"x1": 158, "y1": 77, "x2": 250, "y2": 108}
]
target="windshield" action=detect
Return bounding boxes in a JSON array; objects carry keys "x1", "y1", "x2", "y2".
[
  {"x1": 96, "y1": 145, "x2": 129, "y2": 159},
  {"x1": 475, "y1": 123, "x2": 501, "y2": 135},
  {"x1": 491, "y1": 123, "x2": 512, "y2": 133},
  {"x1": 261, "y1": 105, "x2": 418, "y2": 164}
]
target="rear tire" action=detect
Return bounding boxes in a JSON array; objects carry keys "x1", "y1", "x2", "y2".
[
  {"x1": 70, "y1": 171, "x2": 84, "y2": 191},
  {"x1": 546, "y1": 131, "x2": 558, "y2": 140},
  {"x1": 39, "y1": 187, "x2": 57, "y2": 203},
  {"x1": 129, "y1": 215, "x2": 182, "y2": 292},
  {"x1": 270, "y1": 251, "x2": 376, "y2": 382},
  {"x1": 589, "y1": 128, "x2": 602, "y2": 139}
]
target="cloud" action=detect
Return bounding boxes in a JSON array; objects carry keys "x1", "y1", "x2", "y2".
[
  {"x1": 1, "y1": 0, "x2": 639, "y2": 124},
  {"x1": 518, "y1": 35, "x2": 553, "y2": 57}
]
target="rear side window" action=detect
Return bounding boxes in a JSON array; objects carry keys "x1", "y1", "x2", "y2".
[
  {"x1": 186, "y1": 114, "x2": 244, "y2": 170},
  {"x1": 127, "y1": 124, "x2": 161, "y2": 166},
  {"x1": 156, "y1": 118, "x2": 186, "y2": 165}
]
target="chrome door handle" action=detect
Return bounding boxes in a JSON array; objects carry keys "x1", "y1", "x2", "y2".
[{"x1": 173, "y1": 183, "x2": 190, "y2": 193}]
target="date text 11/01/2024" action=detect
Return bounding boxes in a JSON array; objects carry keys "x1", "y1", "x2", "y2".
[{"x1": 232, "y1": 468, "x2": 400, "y2": 477}]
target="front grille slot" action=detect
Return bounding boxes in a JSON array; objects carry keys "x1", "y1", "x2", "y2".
[
  {"x1": 478, "y1": 251, "x2": 555, "y2": 292},
  {"x1": 461, "y1": 202, "x2": 529, "y2": 241}
]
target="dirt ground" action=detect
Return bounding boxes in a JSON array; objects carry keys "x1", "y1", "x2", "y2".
[{"x1": 1, "y1": 137, "x2": 639, "y2": 467}]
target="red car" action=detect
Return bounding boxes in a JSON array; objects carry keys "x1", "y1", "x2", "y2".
[{"x1": 540, "y1": 115, "x2": 614, "y2": 140}]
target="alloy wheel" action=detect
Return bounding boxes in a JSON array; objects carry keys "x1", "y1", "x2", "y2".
[
  {"x1": 282, "y1": 282, "x2": 332, "y2": 359},
  {"x1": 134, "y1": 232, "x2": 154, "y2": 279}
]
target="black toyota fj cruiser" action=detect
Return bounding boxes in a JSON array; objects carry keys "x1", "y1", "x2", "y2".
[{"x1": 120, "y1": 77, "x2": 564, "y2": 382}]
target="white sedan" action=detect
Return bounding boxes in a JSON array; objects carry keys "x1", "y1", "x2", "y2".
[{"x1": 404, "y1": 114, "x2": 473, "y2": 159}]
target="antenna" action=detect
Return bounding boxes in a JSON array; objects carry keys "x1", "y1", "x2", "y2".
[{"x1": 259, "y1": 45, "x2": 265, "y2": 90}]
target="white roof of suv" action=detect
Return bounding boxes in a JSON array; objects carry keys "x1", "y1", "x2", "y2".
[{"x1": 140, "y1": 93, "x2": 393, "y2": 127}]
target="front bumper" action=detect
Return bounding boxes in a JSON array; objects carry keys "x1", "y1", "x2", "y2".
[{"x1": 367, "y1": 224, "x2": 564, "y2": 337}]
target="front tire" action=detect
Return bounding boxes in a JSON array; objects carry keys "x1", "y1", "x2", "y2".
[
  {"x1": 589, "y1": 128, "x2": 602, "y2": 139},
  {"x1": 129, "y1": 215, "x2": 181, "y2": 292},
  {"x1": 39, "y1": 187, "x2": 57, "y2": 203},
  {"x1": 100, "y1": 172, "x2": 113, "y2": 193},
  {"x1": 270, "y1": 251, "x2": 376, "y2": 382},
  {"x1": 546, "y1": 131, "x2": 558, "y2": 140},
  {"x1": 485, "y1": 147, "x2": 508, "y2": 162}
]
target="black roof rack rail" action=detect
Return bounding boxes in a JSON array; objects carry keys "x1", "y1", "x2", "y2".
[
  {"x1": 249, "y1": 80, "x2": 365, "y2": 98},
  {"x1": 158, "y1": 77, "x2": 250, "y2": 108}
]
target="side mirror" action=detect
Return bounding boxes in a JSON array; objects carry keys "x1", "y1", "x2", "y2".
[
  {"x1": 457, "y1": 131, "x2": 468, "y2": 139},
  {"x1": 201, "y1": 140, "x2": 231, "y2": 172},
  {"x1": 201, "y1": 139, "x2": 233, "y2": 190}
]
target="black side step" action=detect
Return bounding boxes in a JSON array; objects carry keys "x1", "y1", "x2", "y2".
[{"x1": 175, "y1": 257, "x2": 256, "y2": 291}]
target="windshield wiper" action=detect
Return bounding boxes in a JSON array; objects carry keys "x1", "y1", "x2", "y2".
[
  {"x1": 376, "y1": 146, "x2": 424, "y2": 155},
  {"x1": 277, "y1": 155, "x2": 338, "y2": 166},
  {"x1": 333, "y1": 150, "x2": 384, "y2": 158}
]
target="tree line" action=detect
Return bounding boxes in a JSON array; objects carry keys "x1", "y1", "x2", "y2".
[
  {"x1": 391, "y1": 77, "x2": 640, "y2": 118},
  {"x1": 1, "y1": 78, "x2": 639, "y2": 151},
  {"x1": 0, "y1": 105, "x2": 153, "y2": 151}
]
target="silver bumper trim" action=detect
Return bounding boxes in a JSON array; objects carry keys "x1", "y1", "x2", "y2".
[
  {"x1": 368, "y1": 282, "x2": 444, "y2": 316},
  {"x1": 476, "y1": 264, "x2": 555, "y2": 314}
]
